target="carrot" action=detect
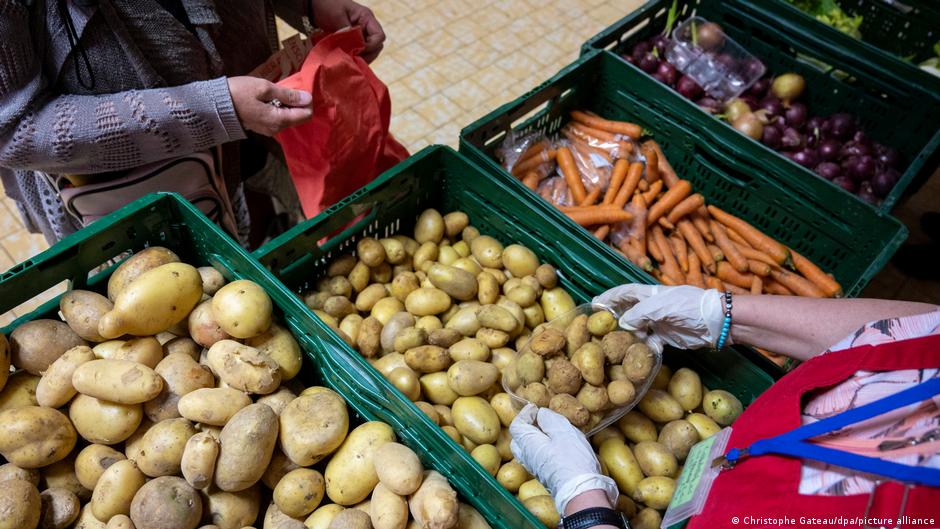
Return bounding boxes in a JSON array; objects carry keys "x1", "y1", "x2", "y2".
[
  {"x1": 661, "y1": 273, "x2": 684, "y2": 286},
  {"x1": 563, "y1": 207, "x2": 633, "y2": 226},
  {"x1": 677, "y1": 219, "x2": 715, "y2": 274},
  {"x1": 638, "y1": 180, "x2": 649, "y2": 192},
  {"x1": 615, "y1": 140, "x2": 634, "y2": 160},
  {"x1": 747, "y1": 259, "x2": 772, "y2": 277},
  {"x1": 707, "y1": 244, "x2": 724, "y2": 263},
  {"x1": 631, "y1": 193, "x2": 649, "y2": 256},
  {"x1": 603, "y1": 159, "x2": 630, "y2": 205},
  {"x1": 666, "y1": 193, "x2": 705, "y2": 224},
  {"x1": 516, "y1": 139, "x2": 550, "y2": 167},
  {"x1": 579, "y1": 186, "x2": 602, "y2": 206},
  {"x1": 620, "y1": 239, "x2": 653, "y2": 272},
  {"x1": 629, "y1": 239, "x2": 654, "y2": 271},
  {"x1": 511, "y1": 149, "x2": 556, "y2": 177},
  {"x1": 710, "y1": 220, "x2": 748, "y2": 273},
  {"x1": 594, "y1": 226, "x2": 610, "y2": 240},
  {"x1": 789, "y1": 249, "x2": 842, "y2": 298},
  {"x1": 647, "y1": 180, "x2": 692, "y2": 226},
  {"x1": 705, "y1": 275, "x2": 724, "y2": 290},
  {"x1": 707, "y1": 206, "x2": 789, "y2": 265},
  {"x1": 687, "y1": 252, "x2": 706, "y2": 288},
  {"x1": 769, "y1": 269, "x2": 825, "y2": 298},
  {"x1": 640, "y1": 144, "x2": 660, "y2": 184},
  {"x1": 763, "y1": 279, "x2": 793, "y2": 296},
  {"x1": 657, "y1": 217, "x2": 676, "y2": 231},
  {"x1": 570, "y1": 121, "x2": 619, "y2": 143},
  {"x1": 734, "y1": 243, "x2": 778, "y2": 268},
  {"x1": 641, "y1": 180, "x2": 663, "y2": 204},
  {"x1": 557, "y1": 147, "x2": 587, "y2": 204},
  {"x1": 671, "y1": 234, "x2": 689, "y2": 273},
  {"x1": 522, "y1": 172, "x2": 539, "y2": 191},
  {"x1": 651, "y1": 225, "x2": 683, "y2": 282},
  {"x1": 642, "y1": 140, "x2": 679, "y2": 188},
  {"x1": 564, "y1": 130, "x2": 614, "y2": 163},
  {"x1": 716, "y1": 261, "x2": 756, "y2": 289},
  {"x1": 613, "y1": 162, "x2": 644, "y2": 208},
  {"x1": 750, "y1": 275, "x2": 763, "y2": 295},
  {"x1": 570, "y1": 111, "x2": 642, "y2": 139},
  {"x1": 722, "y1": 281, "x2": 750, "y2": 295}
]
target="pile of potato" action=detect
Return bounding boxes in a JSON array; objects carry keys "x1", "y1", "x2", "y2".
[
  {"x1": 0, "y1": 247, "x2": 489, "y2": 529},
  {"x1": 305, "y1": 208, "x2": 744, "y2": 529}
]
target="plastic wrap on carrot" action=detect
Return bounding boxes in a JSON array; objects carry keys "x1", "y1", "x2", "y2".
[{"x1": 557, "y1": 147, "x2": 587, "y2": 204}]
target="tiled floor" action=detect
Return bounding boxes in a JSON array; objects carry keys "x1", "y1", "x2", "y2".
[{"x1": 1, "y1": 0, "x2": 938, "y2": 325}]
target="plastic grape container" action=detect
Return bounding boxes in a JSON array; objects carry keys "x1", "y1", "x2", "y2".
[{"x1": 502, "y1": 303, "x2": 662, "y2": 436}]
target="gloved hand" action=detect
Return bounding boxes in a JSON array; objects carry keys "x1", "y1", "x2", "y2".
[
  {"x1": 510, "y1": 404, "x2": 618, "y2": 515},
  {"x1": 593, "y1": 284, "x2": 726, "y2": 351}
]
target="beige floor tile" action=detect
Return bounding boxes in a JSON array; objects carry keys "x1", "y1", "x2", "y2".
[
  {"x1": 424, "y1": 29, "x2": 465, "y2": 58},
  {"x1": 392, "y1": 40, "x2": 437, "y2": 71},
  {"x1": 484, "y1": 30, "x2": 523, "y2": 55},
  {"x1": 427, "y1": 122, "x2": 462, "y2": 149},
  {"x1": 456, "y1": 43, "x2": 503, "y2": 69},
  {"x1": 441, "y1": 78, "x2": 492, "y2": 114},
  {"x1": 390, "y1": 83, "x2": 423, "y2": 112},
  {"x1": 0, "y1": 247, "x2": 13, "y2": 275},
  {"x1": 412, "y1": 93, "x2": 463, "y2": 128},
  {"x1": 391, "y1": 110, "x2": 434, "y2": 147},
  {"x1": 589, "y1": 3, "x2": 629, "y2": 26},
  {"x1": 372, "y1": 54, "x2": 413, "y2": 85},
  {"x1": 0, "y1": 199, "x2": 23, "y2": 238},
  {"x1": 474, "y1": 63, "x2": 516, "y2": 98},
  {"x1": 444, "y1": 17, "x2": 489, "y2": 46},
  {"x1": 431, "y1": 55, "x2": 478, "y2": 83},
  {"x1": 1, "y1": 229, "x2": 49, "y2": 265},
  {"x1": 369, "y1": 0, "x2": 408, "y2": 23},
  {"x1": 523, "y1": 40, "x2": 563, "y2": 67},
  {"x1": 399, "y1": 65, "x2": 449, "y2": 98},
  {"x1": 494, "y1": 53, "x2": 542, "y2": 83}
]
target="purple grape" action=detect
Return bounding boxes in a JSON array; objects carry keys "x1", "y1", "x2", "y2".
[
  {"x1": 631, "y1": 41, "x2": 652, "y2": 62},
  {"x1": 832, "y1": 175, "x2": 858, "y2": 193},
  {"x1": 782, "y1": 127, "x2": 803, "y2": 149},
  {"x1": 758, "y1": 97, "x2": 784, "y2": 117},
  {"x1": 785, "y1": 103, "x2": 808, "y2": 129},
  {"x1": 747, "y1": 78, "x2": 771, "y2": 98},
  {"x1": 814, "y1": 162, "x2": 841, "y2": 180},
  {"x1": 845, "y1": 155, "x2": 876, "y2": 183},
  {"x1": 829, "y1": 113, "x2": 856, "y2": 140},
  {"x1": 638, "y1": 52, "x2": 660, "y2": 73},
  {"x1": 871, "y1": 169, "x2": 900, "y2": 198},
  {"x1": 876, "y1": 145, "x2": 900, "y2": 168},
  {"x1": 656, "y1": 61, "x2": 679, "y2": 86},
  {"x1": 677, "y1": 75, "x2": 703, "y2": 99},
  {"x1": 857, "y1": 181, "x2": 879, "y2": 204},
  {"x1": 762, "y1": 125, "x2": 783, "y2": 149},
  {"x1": 817, "y1": 139, "x2": 840, "y2": 161},
  {"x1": 792, "y1": 148, "x2": 819, "y2": 168}
]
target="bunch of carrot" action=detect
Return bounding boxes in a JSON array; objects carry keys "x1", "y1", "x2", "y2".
[{"x1": 504, "y1": 110, "x2": 843, "y2": 300}]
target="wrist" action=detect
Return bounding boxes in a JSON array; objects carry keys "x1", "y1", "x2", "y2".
[{"x1": 564, "y1": 490, "x2": 613, "y2": 516}]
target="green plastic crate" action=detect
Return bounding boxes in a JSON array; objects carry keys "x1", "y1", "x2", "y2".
[
  {"x1": 580, "y1": 0, "x2": 940, "y2": 213},
  {"x1": 0, "y1": 193, "x2": 513, "y2": 529},
  {"x1": 254, "y1": 145, "x2": 774, "y2": 525}
]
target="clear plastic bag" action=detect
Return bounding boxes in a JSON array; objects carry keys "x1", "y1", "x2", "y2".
[
  {"x1": 498, "y1": 132, "x2": 552, "y2": 176},
  {"x1": 536, "y1": 175, "x2": 572, "y2": 207}
]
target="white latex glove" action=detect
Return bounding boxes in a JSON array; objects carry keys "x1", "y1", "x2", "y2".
[
  {"x1": 509, "y1": 404, "x2": 618, "y2": 515},
  {"x1": 593, "y1": 284, "x2": 726, "y2": 351}
]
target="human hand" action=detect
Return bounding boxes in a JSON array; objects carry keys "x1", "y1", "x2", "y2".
[
  {"x1": 314, "y1": 0, "x2": 385, "y2": 63},
  {"x1": 593, "y1": 284, "x2": 726, "y2": 351},
  {"x1": 227, "y1": 76, "x2": 313, "y2": 136},
  {"x1": 509, "y1": 404, "x2": 618, "y2": 515}
]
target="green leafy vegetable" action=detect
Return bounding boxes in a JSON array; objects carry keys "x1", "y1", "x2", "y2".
[
  {"x1": 663, "y1": 0, "x2": 679, "y2": 36},
  {"x1": 786, "y1": 0, "x2": 863, "y2": 39}
]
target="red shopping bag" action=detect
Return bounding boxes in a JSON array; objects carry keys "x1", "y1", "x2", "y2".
[{"x1": 275, "y1": 27, "x2": 409, "y2": 218}]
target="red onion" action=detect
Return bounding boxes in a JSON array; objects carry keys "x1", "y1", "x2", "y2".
[
  {"x1": 638, "y1": 53, "x2": 660, "y2": 73},
  {"x1": 784, "y1": 102, "x2": 808, "y2": 129},
  {"x1": 758, "y1": 97, "x2": 784, "y2": 117},
  {"x1": 762, "y1": 125, "x2": 783, "y2": 149},
  {"x1": 817, "y1": 139, "x2": 840, "y2": 161},
  {"x1": 632, "y1": 41, "x2": 652, "y2": 62},
  {"x1": 871, "y1": 169, "x2": 900, "y2": 198},
  {"x1": 814, "y1": 162, "x2": 841, "y2": 180},
  {"x1": 677, "y1": 75, "x2": 703, "y2": 99},
  {"x1": 845, "y1": 155, "x2": 876, "y2": 183},
  {"x1": 792, "y1": 148, "x2": 818, "y2": 168},
  {"x1": 656, "y1": 61, "x2": 679, "y2": 86},
  {"x1": 832, "y1": 175, "x2": 857, "y2": 193},
  {"x1": 828, "y1": 113, "x2": 856, "y2": 140},
  {"x1": 875, "y1": 145, "x2": 900, "y2": 168},
  {"x1": 857, "y1": 181, "x2": 879, "y2": 204},
  {"x1": 781, "y1": 127, "x2": 803, "y2": 149},
  {"x1": 747, "y1": 78, "x2": 771, "y2": 98}
]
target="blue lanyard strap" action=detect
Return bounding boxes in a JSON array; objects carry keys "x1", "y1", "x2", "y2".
[{"x1": 724, "y1": 377, "x2": 940, "y2": 487}]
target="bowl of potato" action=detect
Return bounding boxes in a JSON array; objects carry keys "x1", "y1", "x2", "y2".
[{"x1": 503, "y1": 303, "x2": 661, "y2": 435}]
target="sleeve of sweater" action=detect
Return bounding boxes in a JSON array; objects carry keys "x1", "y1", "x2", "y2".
[{"x1": 0, "y1": 1, "x2": 246, "y2": 175}]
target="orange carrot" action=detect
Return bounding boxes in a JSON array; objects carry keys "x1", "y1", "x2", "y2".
[
  {"x1": 620, "y1": 239, "x2": 653, "y2": 272},
  {"x1": 603, "y1": 159, "x2": 630, "y2": 205},
  {"x1": 722, "y1": 281, "x2": 750, "y2": 295},
  {"x1": 638, "y1": 180, "x2": 649, "y2": 192},
  {"x1": 710, "y1": 220, "x2": 748, "y2": 273},
  {"x1": 641, "y1": 180, "x2": 663, "y2": 205},
  {"x1": 647, "y1": 180, "x2": 692, "y2": 226},
  {"x1": 750, "y1": 275, "x2": 763, "y2": 295},
  {"x1": 692, "y1": 209, "x2": 714, "y2": 242},
  {"x1": 511, "y1": 149, "x2": 556, "y2": 177},
  {"x1": 661, "y1": 273, "x2": 684, "y2": 286},
  {"x1": 594, "y1": 226, "x2": 610, "y2": 240},
  {"x1": 522, "y1": 172, "x2": 539, "y2": 191},
  {"x1": 769, "y1": 269, "x2": 825, "y2": 298},
  {"x1": 562, "y1": 207, "x2": 633, "y2": 226},
  {"x1": 666, "y1": 193, "x2": 705, "y2": 224},
  {"x1": 564, "y1": 130, "x2": 614, "y2": 163},
  {"x1": 643, "y1": 140, "x2": 679, "y2": 188},
  {"x1": 725, "y1": 226, "x2": 750, "y2": 247},
  {"x1": 716, "y1": 261, "x2": 756, "y2": 289},
  {"x1": 652, "y1": 225, "x2": 683, "y2": 282},
  {"x1": 747, "y1": 259, "x2": 772, "y2": 277},
  {"x1": 629, "y1": 239, "x2": 653, "y2": 271},
  {"x1": 516, "y1": 139, "x2": 550, "y2": 166},
  {"x1": 570, "y1": 111, "x2": 642, "y2": 139},
  {"x1": 734, "y1": 243, "x2": 778, "y2": 268},
  {"x1": 570, "y1": 121, "x2": 619, "y2": 143},
  {"x1": 687, "y1": 252, "x2": 706, "y2": 288},
  {"x1": 640, "y1": 144, "x2": 660, "y2": 184},
  {"x1": 658, "y1": 217, "x2": 676, "y2": 231},
  {"x1": 613, "y1": 162, "x2": 644, "y2": 208},
  {"x1": 615, "y1": 140, "x2": 634, "y2": 160},
  {"x1": 579, "y1": 186, "x2": 602, "y2": 206},
  {"x1": 708, "y1": 206, "x2": 789, "y2": 265},
  {"x1": 631, "y1": 193, "x2": 649, "y2": 257},
  {"x1": 557, "y1": 147, "x2": 587, "y2": 204},
  {"x1": 764, "y1": 279, "x2": 794, "y2": 296},
  {"x1": 671, "y1": 234, "x2": 689, "y2": 273},
  {"x1": 677, "y1": 219, "x2": 715, "y2": 274},
  {"x1": 789, "y1": 249, "x2": 842, "y2": 298},
  {"x1": 705, "y1": 275, "x2": 724, "y2": 290},
  {"x1": 707, "y1": 243, "x2": 724, "y2": 263}
]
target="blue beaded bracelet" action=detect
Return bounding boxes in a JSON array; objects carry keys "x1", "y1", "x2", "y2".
[{"x1": 716, "y1": 290, "x2": 733, "y2": 350}]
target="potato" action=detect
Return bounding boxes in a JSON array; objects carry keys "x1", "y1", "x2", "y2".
[
  {"x1": 195, "y1": 265, "x2": 225, "y2": 295},
  {"x1": 279, "y1": 390, "x2": 349, "y2": 467},
  {"x1": 379, "y1": 312, "x2": 414, "y2": 354},
  {"x1": 651, "y1": 364, "x2": 672, "y2": 391},
  {"x1": 490, "y1": 348, "x2": 515, "y2": 371},
  {"x1": 564, "y1": 315, "x2": 590, "y2": 356},
  {"x1": 305, "y1": 291, "x2": 331, "y2": 311},
  {"x1": 188, "y1": 300, "x2": 231, "y2": 348},
  {"x1": 470, "y1": 443, "x2": 501, "y2": 476},
  {"x1": 634, "y1": 441, "x2": 678, "y2": 478},
  {"x1": 521, "y1": 303, "x2": 545, "y2": 329},
  {"x1": 206, "y1": 340, "x2": 281, "y2": 395},
  {"x1": 475, "y1": 306, "x2": 515, "y2": 334},
  {"x1": 75, "y1": 444, "x2": 126, "y2": 490},
  {"x1": 177, "y1": 432, "x2": 219, "y2": 490},
  {"x1": 517, "y1": 382, "x2": 550, "y2": 408},
  {"x1": 415, "y1": 401, "x2": 440, "y2": 424},
  {"x1": 305, "y1": 504, "x2": 346, "y2": 529},
  {"x1": 414, "y1": 209, "x2": 445, "y2": 244},
  {"x1": 500, "y1": 244, "x2": 538, "y2": 278},
  {"x1": 607, "y1": 379, "x2": 636, "y2": 406},
  {"x1": 409, "y1": 471, "x2": 458, "y2": 529},
  {"x1": 388, "y1": 367, "x2": 420, "y2": 401},
  {"x1": 328, "y1": 508, "x2": 371, "y2": 529},
  {"x1": 703, "y1": 389, "x2": 743, "y2": 426},
  {"x1": 532, "y1": 264, "x2": 556, "y2": 290},
  {"x1": 442, "y1": 211, "x2": 469, "y2": 237},
  {"x1": 404, "y1": 288, "x2": 451, "y2": 316},
  {"x1": 0, "y1": 479, "x2": 40, "y2": 529},
  {"x1": 446, "y1": 360, "x2": 499, "y2": 397},
  {"x1": 412, "y1": 242, "x2": 439, "y2": 272},
  {"x1": 380, "y1": 238, "x2": 407, "y2": 266},
  {"x1": 633, "y1": 476, "x2": 676, "y2": 510},
  {"x1": 495, "y1": 461, "x2": 530, "y2": 493},
  {"x1": 103, "y1": 337, "x2": 164, "y2": 368},
  {"x1": 540, "y1": 288, "x2": 575, "y2": 321},
  {"x1": 404, "y1": 345, "x2": 450, "y2": 373},
  {"x1": 515, "y1": 352, "x2": 544, "y2": 386},
  {"x1": 571, "y1": 342, "x2": 605, "y2": 386},
  {"x1": 9, "y1": 320, "x2": 86, "y2": 375},
  {"x1": 389, "y1": 273, "x2": 420, "y2": 303},
  {"x1": 461, "y1": 225, "x2": 480, "y2": 242},
  {"x1": 0, "y1": 334, "x2": 8, "y2": 392},
  {"x1": 549, "y1": 394, "x2": 589, "y2": 428},
  {"x1": 452, "y1": 396, "x2": 499, "y2": 445},
  {"x1": 244, "y1": 323, "x2": 302, "y2": 381},
  {"x1": 469, "y1": 236, "x2": 503, "y2": 268},
  {"x1": 475, "y1": 271, "x2": 498, "y2": 306},
  {"x1": 0, "y1": 370, "x2": 39, "y2": 411},
  {"x1": 72, "y1": 359, "x2": 163, "y2": 404},
  {"x1": 35, "y1": 345, "x2": 94, "y2": 408},
  {"x1": 590, "y1": 427, "x2": 625, "y2": 450},
  {"x1": 489, "y1": 393, "x2": 518, "y2": 428},
  {"x1": 178, "y1": 388, "x2": 251, "y2": 426},
  {"x1": 445, "y1": 307, "x2": 481, "y2": 337},
  {"x1": 272, "y1": 468, "x2": 324, "y2": 518},
  {"x1": 372, "y1": 353, "x2": 407, "y2": 377},
  {"x1": 419, "y1": 372, "x2": 458, "y2": 406},
  {"x1": 622, "y1": 343, "x2": 655, "y2": 384},
  {"x1": 658, "y1": 420, "x2": 699, "y2": 461},
  {"x1": 340, "y1": 314, "x2": 365, "y2": 344},
  {"x1": 598, "y1": 438, "x2": 644, "y2": 496},
  {"x1": 105, "y1": 515, "x2": 134, "y2": 529},
  {"x1": 517, "y1": 479, "x2": 549, "y2": 501},
  {"x1": 136, "y1": 417, "x2": 197, "y2": 477},
  {"x1": 446, "y1": 338, "x2": 487, "y2": 362},
  {"x1": 146, "y1": 353, "x2": 214, "y2": 422},
  {"x1": 329, "y1": 254, "x2": 357, "y2": 277},
  {"x1": 522, "y1": 495, "x2": 558, "y2": 529},
  {"x1": 39, "y1": 487, "x2": 80, "y2": 529},
  {"x1": 0, "y1": 462, "x2": 39, "y2": 485},
  {"x1": 91, "y1": 459, "x2": 146, "y2": 520},
  {"x1": 546, "y1": 358, "x2": 582, "y2": 395},
  {"x1": 203, "y1": 486, "x2": 261, "y2": 529},
  {"x1": 373, "y1": 442, "x2": 423, "y2": 496},
  {"x1": 393, "y1": 327, "x2": 427, "y2": 353},
  {"x1": 600, "y1": 331, "x2": 635, "y2": 365},
  {"x1": 441, "y1": 425, "x2": 462, "y2": 445},
  {"x1": 637, "y1": 389, "x2": 684, "y2": 424},
  {"x1": 587, "y1": 310, "x2": 617, "y2": 336},
  {"x1": 352, "y1": 284, "x2": 385, "y2": 314},
  {"x1": 527, "y1": 328, "x2": 564, "y2": 358},
  {"x1": 215, "y1": 404, "x2": 279, "y2": 491},
  {"x1": 476, "y1": 328, "x2": 509, "y2": 349},
  {"x1": 576, "y1": 383, "x2": 610, "y2": 413},
  {"x1": 668, "y1": 368, "x2": 703, "y2": 412},
  {"x1": 368, "y1": 482, "x2": 407, "y2": 529},
  {"x1": 60, "y1": 290, "x2": 113, "y2": 342},
  {"x1": 130, "y1": 476, "x2": 202, "y2": 529},
  {"x1": 0, "y1": 406, "x2": 76, "y2": 468},
  {"x1": 324, "y1": 421, "x2": 395, "y2": 505},
  {"x1": 73, "y1": 504, "x2": 106, "y2": 529},
  {"x1": 356, "y1": 317, "x2": 383, "y2": 358},
  {"x1": 260, "y1": 449, "x2": 300, "y2": 490},
  {"x1": 428, "y1": 264, "x2": 477, "y2": 302},
  {"x1": 98, "y1": 263, "x2": 203, "y2": 339},
  {"x1": 107, "y1": 247, "x2": 180, "y2": 301},
  {"x1": 686, "y1": 412, "x2": 722, "y2": 440},
  {"x1": 208, "y1": 280, "x2": 272, "y2": 339},
  {"x1": 323, "y1": 296, "x2": 355, "y2": 319}
]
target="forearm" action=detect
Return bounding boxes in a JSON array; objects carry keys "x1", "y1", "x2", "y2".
[
  {"x1": 564, "y1": 490, "x2": 618, "y2": 529},
  {"x1": 729, "y1": 295, "x2": 938, "y2": 361}
]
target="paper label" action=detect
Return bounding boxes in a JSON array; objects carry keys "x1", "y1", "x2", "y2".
[{"x1": 661, "y1": 427, "x2": 733, "y2": 529}]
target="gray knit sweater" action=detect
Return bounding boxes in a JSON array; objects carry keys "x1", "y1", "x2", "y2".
[{"x1": 0, "y1": 0, "x2": 307, "y2": 242}]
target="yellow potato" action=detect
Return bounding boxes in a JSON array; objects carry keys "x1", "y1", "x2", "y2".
[
  {"x1": 98, "y1": 262, "x2": 203, "y2": 339},
  {"x1": 637, "y1": 389, "x2": 684, "y2": 423},
  {"x1": 598, "y1": 438, "x2": 645, "y2": 495},
  {"x1": 206, "y1": 340, "x2": 281, "y2": 395},
  {"x1": 490, "y1": 347, "x2": 515, "y2": 371},
  {"x1": 419, "y1": 372, "x2": 459, "y2": 406},
  {"x1": 324, "y1": 421, "x2": 395, "y2": 505},
  {"x1": 506, "y1": 284, "x2": 537, "y2": 308},
  {"x1": 475, "y1": 305, "x2": 517, "y2": 334},
  {"x1": 461, "y1": 225, "x2": 480, "y2": 242},
  {"x1": 415, "y1": 209, "x2": 445, "y2": 244},
  {"x1": 380, "y1": 238, "x2": 406, "y2": 265},
  {"x1": 428, "y1": 263, "x2": 478, "y2": 301},
  {"x1": 347, "y1": 261, "x2": 370, "y2": 293},
  {"x1": 590, "y1": 426, "x2": 625, "y2": 450},
  {"x1": 634, "y1": 441, "x2": 678, "y2": 478},
  {"x1": 369, "y1": 482, "x2": 407, "y2": 529},
  {"x1": 404, "y1": 345, "x2": 451, "y2": 373},
  {"x1": 703, "y1": 389, "x2": 744, "y2": 426},
  {"x1": 372, "y1": 298, "x2": 406, "y2": 326},
  {"x1": 279, "y1": 389, "x2": 349, "y2": 467},
  {"x1": 240, "y1": 323, "x2": 301, "y2": 382},
  {"x1": 535, "y1": 264, "x2": 558, "y2": 289},
  {"x1": 470, "y1": 444, "x2": 501, "y2": 476},
  {"x1": 523, "y1": 495, "x2": 559, "y2": 529},
  {"x1": 549, "y1": 393, "x2": 590, "y2": 428},
  {"x1": 576, "y1": 383, "x2": 610, "y2": 413},
  {"x1": 357, "y1": 237, "x2": 387, "y2": 267},
  {"x1": 181, "y1": 432, "x2": 220, "y2": 490},
  {"x1": 215, "y1": 404, "x2": 279, "y2": 491},
  {"x1": 60, "y1": 289, "x2": 113, "y2": 342},
  {"x1": 178, "y1": 387, "x2": 251, "y2": 426},
  {"x1": 73, "y1": 504, "x2": 107, "y2": 529},
  {"x1": 393, "y1": 327, "x2": 428, "y2": 354},
  {"x1": 274, "y1": 468, "x2": 325, "y2": 518},
  {"x1": 587, "y1": 310, "x2": 618, "y2": 336},
  {"x1": 372, "y1": 352, "x2": 407, "y2": 377},
  {"x1": 39, "y1": 486, "x2": 81, "y2": 529},
  {"x1": 565, "y1": 314, "x2": 591, "y2": 356},
  {"x1": 490, "y1": 392, "x2": 518, "y2": 428},
  {"x1": 496, "y1": 461, "x2": 530, "y2": 493},
  {"x1": 0, "y1": 478, "x2": 40, "y2": 529},
  {"x1": 388, "y1": 367, "x2": 421, "y2": 401},
  {"x1": 188, "y1": 299, "x2": 231, "y2": 348},
  {"x1": 448, "y1": 337, "x2": 490, "y2": 362},
  {"x1": 651, "y1": 364, "x2": 672, "y2": 390},
  {"x1": 517, "y1": 479, "x2": 549, "y2": 501},
  {"x1": 409, "y1": 470, "x2": 458, "y2": 529},
  {"x1": 686, "y1": 412, "x2": 722, "y2": 440},
  {"x1": 447, "y1": 360, "x2": 499, "y2": 397},
  {"x1": 501, "y1": 244, "x2": 539, "y2": 278},
  {"x1": 470, "y1": 236, "x2": 503, "y2": 268},
  {"x1": 668, "y1": 367, "x2": 704, "y2": 411},
  {"x1": 404, "y1": 288, "x2": 452, "y2": 316},
  {"x1": 91, "y1": 459, "x2": 146, "y2": 520},
  {"x1": 129, "y1": 476, "x2": 202, "y2": 529},
  {"x1": 374, "y1": 442, "x2": 423, "y2": 496},
  {"x1": 145, "y1": 352, "x2": 214, "y2": 422},
  {"x1": 107, "y1": 247, "x2": 180, "y2": 301},
  {"x1": 72, "y1": 359, "x2": 163, "y2": 404},
  {"x1": 9, "y1": 319, "x2": 86, "y2": 376},
  {"x1": 101, "y1": 337, "x2": 164, "y2": 368},
  {"x1": 608, "y1": 379, "x2": 636, "y2": 406},
  {"x1": 75, "y1": 444, "x2": 126, "y2": 490},
  {"x1": 305, "y1": 504, "x2": 346, "y2": 529},
  {"x1": 571, "y1": 342, "x2": 605, "y2": 386},
  {"x1": 36, "y1": 345, "x2": 95, "y2": 408},
  {"x1": 211, "y1": 280, "x2": 273, "y2": 339},
  {"x1": 203, "y1": 486, "x2": 261, "y2": 529},
  {"x1": 197, "y1": 265, "x2": 226, "y2": 295},
  {"x1": 0, "y1": 462, "x2": 39, "y2": 486},
  {"x1": 445, "y1": 307, "x2": 482, "y2": 337},
  {"x1": 443, "y1": 211, "x2": 469, "y2": 238},
  {"x1": 0, "y1": 406, "x2": 76, "y2": 468},
  {"x1": 434, "y1": 404, "x2": 454, "y2": 427},
  {"x1": 380, "y1": 312, "x2": 415, "y2": 354},
  {"x1": 622, "y1": 343, "x2": 655, "y2": 384},
  {"x1": 633, "y1": 476, "x2": 676, "y2": 510},
  {"x1": 262, "y1": 449, "x2": 300, "y2": 490},
  {"x1": 540, "y1": 288, "x2": 575, "y2": 321},
  {"x1": 356, "y1": 316, "x2": 383, "y2": 358},
  {"x1": 659, "y1": 420, "x2": 699, "y2": 460},
  {"x1": 516, "y1": 352, "x2": 545, "y2": 386},
  {"x1": 412, "y1": 242, "x2": 439, "y2": 272},
  {"x1": 136, "y1": 417, "x2": 197, "y2": 477},
  {"x1": 371, "y1": 264, "x2": 393, "y2": 285},
  {"x1": 452, "y1": 396, "x2": 500, "y2": 445},
  {"x1": 476, "y1": 271, "x2": 499, "y2": 306},
  {"x1": 106, "y1": 515, "x2": 134, "y2": 529}
]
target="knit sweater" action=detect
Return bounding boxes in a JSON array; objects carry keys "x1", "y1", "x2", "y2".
[{"x1": 0, "y1": 0, "x2": 307, "y2": 242}]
